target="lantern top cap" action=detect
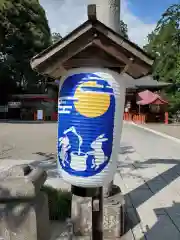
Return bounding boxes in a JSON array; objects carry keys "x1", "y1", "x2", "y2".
[{"x1": 31, "y1": 4, "x2": 154, "y2": 79}]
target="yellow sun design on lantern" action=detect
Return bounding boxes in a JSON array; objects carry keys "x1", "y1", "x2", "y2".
[{"x1": 74, "y1": 81, "x2": 111, "y2": 118}]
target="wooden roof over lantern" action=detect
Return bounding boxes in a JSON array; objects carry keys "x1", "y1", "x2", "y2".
[{"x1": 31, "y1": 5, "x2": 154, "y2": 79}]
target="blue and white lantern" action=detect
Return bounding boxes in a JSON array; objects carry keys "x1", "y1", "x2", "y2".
[{"x1": 57, "y1": 68, "x2": 125, "y2": 188}]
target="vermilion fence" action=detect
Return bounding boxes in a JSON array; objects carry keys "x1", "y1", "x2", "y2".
[
  {"x1": 123, "y1": 112, "x2": 169, "y2": 124},
  {"x1": 51, "y1": 112, "x2": 58, "y2": 121},
  {"x1": 165, "y1": 112, "x2": 168, "y2": 124},
  {"x1": 33, "y1": 111, "x2": 168, "y2": 123},
  {"x1": 123, "y1": 113, "x2": 146, "y2": 124}
]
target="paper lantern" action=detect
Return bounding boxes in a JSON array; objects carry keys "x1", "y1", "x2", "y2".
[{"x1": 57, "y1": 68, "x2": 125, "y2": 188}]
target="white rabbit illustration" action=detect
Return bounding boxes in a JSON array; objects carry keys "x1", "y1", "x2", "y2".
[
  {"x1": 88, "y1": 134, "x2": 108, "y2": 169},
  {"x1": 59, "y1": 136, "x2": 70, "y2": 166}
]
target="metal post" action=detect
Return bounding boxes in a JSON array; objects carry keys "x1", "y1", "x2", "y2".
[{"x1": 92, "y1": 187, "x2": 103, "y2": 240}]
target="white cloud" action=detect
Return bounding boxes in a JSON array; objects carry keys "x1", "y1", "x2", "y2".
[
  {"x1": 40, "y1": 0, "x2": 156, "y2": 47},
  {"x1": 121, "y1": 0, "x2": 156, "y2": 47}
]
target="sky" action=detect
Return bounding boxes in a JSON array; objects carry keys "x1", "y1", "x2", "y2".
[{"x1": 39, "y1": 0, "x2": 178, "y2": 47}]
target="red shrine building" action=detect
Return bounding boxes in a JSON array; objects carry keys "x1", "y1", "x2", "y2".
[
  {"x1": 5, "y1": 74, "x2": 170, "y2": 123},
  {"x1": 124, "y1": 74, "x2": 170, "y2": 124}
]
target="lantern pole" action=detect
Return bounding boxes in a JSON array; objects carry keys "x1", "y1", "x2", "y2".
[
  {"x1": 70, "y1": 3, "x2": 132, "y2": 236},
  {"x1": 71, "y1": 185, "x2": 103, "y2": 240},
  {"x1": 88, "y1": 2, "x2": 122, "y2": 239},
  {"x1": 89, "y1": 0, "x2": 121, "y2": 199},
  {"x1": 92, "y1": 187, "x2": 103, "y2": 240},
  {"x1": 87, "y1": 2, "x2": 121, "y2": 239}
]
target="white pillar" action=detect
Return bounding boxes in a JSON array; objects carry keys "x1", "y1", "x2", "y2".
[{"x1": 89, "y1": 0, "x2": 120, "y2": 33}]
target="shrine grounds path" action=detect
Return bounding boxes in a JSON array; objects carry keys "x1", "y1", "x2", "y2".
[
  {"x1": 1, "y1": 122, "x2": 180, "y2": 239},
  {"x1": 134, "y1": 123, "x2": 180, "y2": 140},
  {"x1": 118, "y1": 122, "x2": 180, "y2": 240}
]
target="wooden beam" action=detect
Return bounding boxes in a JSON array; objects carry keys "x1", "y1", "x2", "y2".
[
  {"x1": 31, "y1": 24, "x2": 93, "y2": 70},
  {"x1": 39, "y1": 29, "x2": 97, "y2": 75},
  {"x1": 64, "y1": 58, "x2": 124, "y2": 69},
  {"x1": 64, "y1": 45, "x2": 125, "y2": 69},
  {"x1": 120, "y1": 58, "x2": 134, "y2": 75},
  {"x1": 94, "y1": 23, "x2": 154, "y2": 66},
  {"x1": 88, "y1": 4, "x2": 97, "y2": 22},
  {"x1": 44, "y1": 41, "x2": 94, "y2": 76},
  {"x1": 93, "y1": 39, "x2": 131, "y2": 64},
  {"x1": 50, "y1": 66, "x2": 67, "y2": 79},
  {"x1": 93, "y1": 38, "x2": 150, "y2": 76}
]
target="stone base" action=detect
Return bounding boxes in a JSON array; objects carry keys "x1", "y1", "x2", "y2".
[
  {"x1": 104, "y1": 193, "x2": 125, "y2": 238},
  {"x1": 0, "y1": 192, "x2": 50, "y2": 240},
  {"x1": 71, "y1": 185, "x2": 125, "y2": 238}
]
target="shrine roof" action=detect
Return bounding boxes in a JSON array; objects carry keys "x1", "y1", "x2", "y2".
[{"x1": 31, "y1": 18, "x2": 154, "y2": 79}]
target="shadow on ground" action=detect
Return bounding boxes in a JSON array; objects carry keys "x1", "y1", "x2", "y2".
[
  {"x1": 0, "y1": 146, "x2": 14, "y2": 159},
  {"x1": 2, "y1": 144, "x2": 180, "y2": 239},
  {"x1": 31, "y1": 152, "x2": 59, "y2": 179},
  {"x1": 119, "y1": 155, "x2": 180, "y2": 239},
  {"x1": 140, "y1": 202, "x2": 180, "y2": 240},
  {"x1": 32, "y1": 145, "x2": 136, "y2": 180},
  {"x1": 119, "y1": 145, "x2": 135, "y2": 154}
]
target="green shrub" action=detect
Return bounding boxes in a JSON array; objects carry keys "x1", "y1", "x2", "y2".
[{"x1": 41, "y1": 185, "x2": 72, "y2": 221}]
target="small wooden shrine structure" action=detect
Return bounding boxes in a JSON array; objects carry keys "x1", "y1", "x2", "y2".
[
  {"x1": 31, "y1": 9, "x2": 153, "y2": 79},
  {"x1": 30, "y1": 4, "x2": 154, "y2": 239},
  {"x1": 31, "y1": 7, "x2": 154, "y2": 126},
  {"x1": 123, "y1": 74, "x2": 170, "y2": 124}
]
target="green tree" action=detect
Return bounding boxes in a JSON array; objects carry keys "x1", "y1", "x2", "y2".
[
  {"x1": 120, "y1": 20, "x2": 128, "y2": 39},
  {"x1": 176, "y1": 53, "x2": 180, "y2": 85},
  {"x1": 0, "y1": 0, "x2": 51, "y2": 102},
  {"x1": 52, "y1": 32, "x2": 62, "y2": 44},
  {"x1": 144, "y1": 4, "x2": 180, "y2": 115},
  {"x1": 144, "y1": 4, "x2": 180, "y2": 83}
]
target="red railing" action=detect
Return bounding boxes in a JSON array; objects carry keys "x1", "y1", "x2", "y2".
[
  {"x1": 51, "y1": 112, "x2": 58, "y2": 121},
  {"x1": 165, "y1": 112, "x2": 168, "y2": 124},
  {"x1": 123, "y1": 113, "x2": 146, "y2": 124},
  {"x1": 124, "y1": 112, "x2": 169, "y2": 124}
]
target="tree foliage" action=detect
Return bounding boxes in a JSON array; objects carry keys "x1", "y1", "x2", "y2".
[
  {"x1": 120, "y1": 20, "x2": 128, "y2": 39},
  {"x1": 144, "y1": 4, "x2": 180, "y2": 83},
  {"x1": 0, "y1": 0, "x2": 128, "y2": 104},
  {"x1": 144, "y1": 4, "x2": 180, "y2": 114},
  {"x1": 52, "y1": 32, "x2": 62, "y2": 44},
  {"x1": 0, "y1": 0, "x2": 51, "y2": 103}
]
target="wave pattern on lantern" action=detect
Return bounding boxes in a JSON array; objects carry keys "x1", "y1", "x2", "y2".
[{"x1": 57, "y1": 70, "x2": 123, "y2": 187}]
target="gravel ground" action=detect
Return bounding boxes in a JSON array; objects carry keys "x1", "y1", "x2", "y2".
[
  {"x1": 0, "y1": 122, "x2": 70, "y2": 191},
  {"x1": 0, "y1": 122, "x2": 57, "y2": 160},
  {"x1": 1, "y1": 122, "x2": 180, "y2": 239}
]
